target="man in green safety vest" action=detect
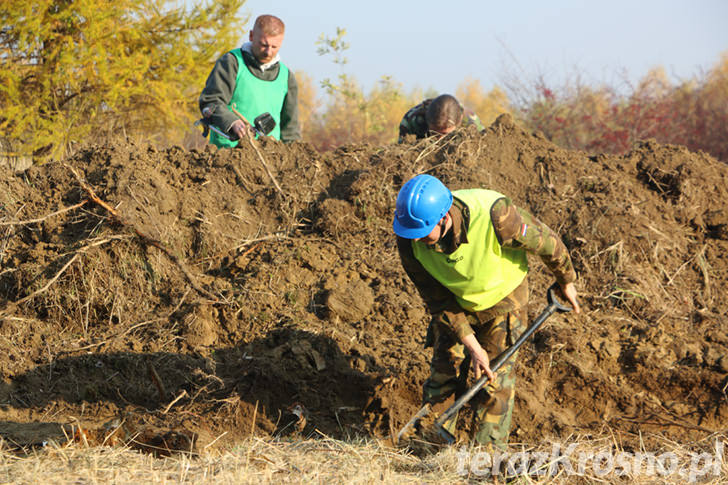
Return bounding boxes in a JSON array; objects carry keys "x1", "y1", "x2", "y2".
[
  {"x1": 199, "y1": 14, "x2": 301, "y2": 146},
  {"x1": 393, "y1": 174, "x2": 580, "y2": 449}
]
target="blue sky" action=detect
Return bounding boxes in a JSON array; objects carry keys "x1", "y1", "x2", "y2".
[{"x1": 206, "y1": 0, "x2": 728, "y2": 96}]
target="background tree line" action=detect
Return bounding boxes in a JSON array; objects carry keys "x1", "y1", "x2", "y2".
[
  {"x1": 1, "y1": 1, "x2": 726, "y2": 165},
  {"x1": 1, "y1": 0, "x2": 245, "y2": 162}
]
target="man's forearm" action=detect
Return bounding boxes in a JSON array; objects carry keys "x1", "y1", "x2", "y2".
[
  {"x1": 199, "y1": 53, "x2": 240, "y2": 133},
  {"x1": 492, "y1": 198, "x2": 577, "y2": 284},
  {"x1": 462, "y1": 333, "x2": 494, "y2": 381}
]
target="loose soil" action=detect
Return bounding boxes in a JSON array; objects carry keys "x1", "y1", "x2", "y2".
[{"x1": 0, "y1": 116, "x2": 726, "y2": 454}]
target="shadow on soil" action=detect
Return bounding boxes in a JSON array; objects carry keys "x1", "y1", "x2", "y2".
[{"x1": 0, "y1": 328, "x2": 377, "y2": 449}]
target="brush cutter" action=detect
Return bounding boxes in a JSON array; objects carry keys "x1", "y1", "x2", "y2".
[
  {"x1": 396, "y1": 283, "x2": 572, "y2": 445},
  {"x1": 231, "y1": 106, "x2": 276, "y2": 138},
  {"x1": 252, "y1": 112, "x2": 276, "y2": 136}
]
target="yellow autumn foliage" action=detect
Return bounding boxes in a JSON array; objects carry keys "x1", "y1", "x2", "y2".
[
  {"x1": 304, "y1": 75, "x2": 421, "y2": 151},
  {"x1": 0, "y1": 0, "x2": 246, "y2": 162},
  {"x1": 456, "y1": 77, "x2": 511, "y2": 127}
]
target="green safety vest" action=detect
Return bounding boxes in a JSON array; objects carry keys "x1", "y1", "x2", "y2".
[
  {"x1": 412, "y1": 189, "x2": 528, "y2": 311},
  {"x1": 210, "y1": 49, "x2": 289, "y2": 147}
]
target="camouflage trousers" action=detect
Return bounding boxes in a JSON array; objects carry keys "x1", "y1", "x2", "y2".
[{"x1": 423, "y1": 294, "x2": 528, "y2": 449}]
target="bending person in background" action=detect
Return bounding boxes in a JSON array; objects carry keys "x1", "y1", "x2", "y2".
[
  {"x1": 393, "y1": 174, "x2": 580, "y2": 449},
  {"x1": 199, "y1": 14, "x2": 301, "y2": 146},
  {"x1": 398, "y1": 94, "x2": 484, "y2": 143}
]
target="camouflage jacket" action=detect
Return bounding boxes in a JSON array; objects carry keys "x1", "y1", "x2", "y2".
[
  {"x1": 396, "y1": 195, "x2": 577, "y2": 341},
  {"x1": 398, "y1": 98, "x2": 485, "y2": 143}
]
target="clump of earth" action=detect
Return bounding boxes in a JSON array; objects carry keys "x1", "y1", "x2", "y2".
[{"x1": 0, "y1": 115, "x2": 726, "y2": 453}]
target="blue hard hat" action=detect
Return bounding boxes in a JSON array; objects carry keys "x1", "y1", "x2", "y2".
[{"x1": 393, "y1": 174, "x2": 453, "y2": 239}]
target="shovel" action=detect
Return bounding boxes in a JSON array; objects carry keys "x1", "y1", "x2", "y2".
[
  {"x1": 396, "y1": 283, "x2": 572, "y2": 445},
  {"x1": 434, "y1": 283, "x2": 572, "y2": 444}
]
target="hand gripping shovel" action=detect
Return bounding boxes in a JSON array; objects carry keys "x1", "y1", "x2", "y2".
[
  {"x1": 395, "y1": 283, "x2": 571, "y2": 445},
  {"x1": 434, "y1": 283, "x2": 572, "y2": 444}
]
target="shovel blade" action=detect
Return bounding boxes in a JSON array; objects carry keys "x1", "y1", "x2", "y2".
[
  {"x1": 395, "y1": 404, "x2": 431, "y2": 445},
  {"x1": 435, "y1": 422, "x2": 456, "y2": 444}
]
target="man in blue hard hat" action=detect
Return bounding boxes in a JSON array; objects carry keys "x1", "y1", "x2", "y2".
[{"x1": 393, "y1": 173, "x2": 580, "y2": 448}]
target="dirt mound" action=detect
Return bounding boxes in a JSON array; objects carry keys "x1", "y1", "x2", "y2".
[{"x1": 1, "y1": 116, "x2": 726, "y2": 452}]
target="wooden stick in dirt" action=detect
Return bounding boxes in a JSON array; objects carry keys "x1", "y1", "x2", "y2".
[
  {"x1": 163, "y1": 390, "x2": 188, "y2": 414},
  {"x1": 230, "y1": 106, "x2": 285, "y2": 198},
  {"x1": 64, "y1": 163, "x2": 218, "y2": 302},
  {"x1": 0, "y1": 200, "x2": 87, "y2": 226},
  {"x1": 0, "y1": 237, "x2": 121, "y2": 317},
  {"x1": 14, "y1": 253, "x2": 79, "y2": 305},
  {"x1": 251, "y1": 400, "x2": 259, "y2": 437},
  {"x1": 147, "y1": 362, "x2": 168, "y2": 401},
  {"x1": 229, "y1": 106, "x2": 253, "y2": 127},
  {"x1": 14, "y1": 237, "x2": 120, "y2": 305}
]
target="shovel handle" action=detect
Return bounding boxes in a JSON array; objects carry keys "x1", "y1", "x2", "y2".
[
  {"x1": 547, "y1": 283, "x2": 572, "y2": 314},
  {"x1": 434, "y1": 283, "x2": 571, "y2": 442},
  {"x1": 395, "y1": 403, "x2": 432, "y2": 444}
]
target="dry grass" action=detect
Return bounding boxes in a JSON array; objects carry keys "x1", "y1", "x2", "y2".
[{"x1": 0, "y1": 433, "x2": 725, "y2": 484}]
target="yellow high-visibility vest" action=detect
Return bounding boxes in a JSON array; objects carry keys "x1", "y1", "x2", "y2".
[{"x1": 413, "y1": 189, "x2": 528, "y2": 311}]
